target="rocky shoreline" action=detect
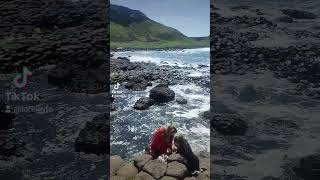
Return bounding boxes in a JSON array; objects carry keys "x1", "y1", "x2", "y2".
[
  {"x1": 110, "y1": 151, "x2": 210, "y2": 180},
  {"x1": 211, "y1": 2, "x2": 320, "y2": 179}
]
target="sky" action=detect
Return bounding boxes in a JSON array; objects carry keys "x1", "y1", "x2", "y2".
[{"x1": 111, "y1": 0, "x2": 210, "y2": 37}]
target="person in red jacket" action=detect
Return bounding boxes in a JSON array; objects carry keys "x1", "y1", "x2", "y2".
[{"x1": 149, "y1": 125, "x2": 177, "y2": 159}]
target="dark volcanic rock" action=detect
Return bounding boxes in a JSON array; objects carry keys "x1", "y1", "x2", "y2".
[
  {"x1": 0, "y1": 0, "x2": 108, "y2": 73},
  {"x1": 176, "y1": 98, "x2": 188, "y2": 105},
  {"x1": 281, "y1": 9, "x2": 317, "y2": 19},
  {"x1": 75, "y1": 113, "x2": 109, "y2": 155},
  {"x1": 211, "y1": 113, "x2": 248, "y2": 136},
  {"x1": 149, "y1": 84, "x2": 175, "y2": 103},
  {"x1": 133, "y1": 97, "x2": 155, "y2": 110},
  {"x1": 125, "y1": 77, "x2": 149, "y2": 91},
  {"x1": 48, "y1": 62, "x2": 108, "y2": 93},
  {"x1": 293, "y1": 154, "x2": 320, "y2": 180},
  {"x1": 276, "y1": 16, "x2": 294, "y2": 23}
]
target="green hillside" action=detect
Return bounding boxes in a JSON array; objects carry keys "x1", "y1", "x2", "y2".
[{"x1": 110, "y1": 4, "x2": 209, "y2": 49}]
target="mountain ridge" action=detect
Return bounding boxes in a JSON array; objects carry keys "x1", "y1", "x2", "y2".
[{"x1": 110, "y1": 4, "x2": 209, "y2": 49}]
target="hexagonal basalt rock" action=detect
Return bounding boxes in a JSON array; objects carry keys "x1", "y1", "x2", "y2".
[
  {"x1": 143, "y1": 160, "x2": 167, "y2": 179},
  {"x1": 110, "y1": 155, "x2": 124, "y2": 176},
  {"x1": 167, "y1": 154, "x2": 188, "y2": 165},
  {"x1": 166, "y1": 161, "x2": 188, "y2": 179},
  {"x1": 135, "y1": 171, "x2": 156, "y2": 180},
  {"x1": 160, "y1": 176, "x2": 178, "y2": 180},
  {"x1": 117, "y1": 164, "x2": 138, "y2": 178},
  {"x1": 134, "y1": 154, "x2": 152, "y2": 170}
]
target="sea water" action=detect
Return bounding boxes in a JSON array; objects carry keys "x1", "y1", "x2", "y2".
[{"x1": 111, "y1": 48, "x2": 210, "y2": 160}]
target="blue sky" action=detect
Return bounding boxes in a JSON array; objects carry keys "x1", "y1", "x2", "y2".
[{"x1": 111, "y1": 0, "x2": 210, "y2": 37}]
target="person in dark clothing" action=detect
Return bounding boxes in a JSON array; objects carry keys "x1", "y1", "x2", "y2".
[{"x1": 174, "y1": 135, "x2": 200, "y2": 174}]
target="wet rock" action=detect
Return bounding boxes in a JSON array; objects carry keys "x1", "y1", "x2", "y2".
[
  {"x1": 281, "y1": 9, "x2": 317, "y2": 19},
  {"x1": 160, "y1": 176, "x2": 178, "y2": 180},
  {"x1": 125, "y1": 77, "x2": 149, "y2": 91},
  {"x1": 143, "y1": 160, "x2": 167, "y2": 179},
  {"x1": 134, "y1": 154, "x2": 152, "y2": 170},
  {"x1": 133, "y1": 97, "x2": 155, "y2": 110},
  {"x1": 166, "y1": 161, "x2": 188, "y2": 179},
  {"x1": 117, "y1": 57, "x2": 130, "y2": 62},
  {"x1": 201, "y1": 111, "x2": 212, "y2": 120},
  {"x1": 176, "y1": 98, "x2": 188, "y2": 105},
  {"x1": 74, "y1": 114, "x2": 108, "y2": 155},
  {"x1": 110, "y1": 155, "x2": 124, "y2": 176},
  {"x1": 211, "y1": 113, "x2": 248, "y2": 136},
  {"x1": 167, "y1": 154, "x2": 188, "y2": 165},
  {"x1": 135, "y1": 171, "x2": 156, "y2": 180},
  {"x1": 117, "y1": 164, "x2": 138, "y2": 178},
  {"x1": 149, "y1": 84, "x2": 175, "y2": 103},
  {"x1": 293, "y1": 154, "x2": 320, "y2": 180}
]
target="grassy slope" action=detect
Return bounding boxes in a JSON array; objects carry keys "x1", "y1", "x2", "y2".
[{"x1": 110, "y1": 21, "x2": 209, "y2": 49}]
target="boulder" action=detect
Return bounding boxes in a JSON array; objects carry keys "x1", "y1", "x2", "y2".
[
  {"x1": 195, "y1": 172, "x2": 209, "y2": 180},
  {"x1": 135, "y1": 171, "x2": 156, "y2": 180},
  {"x1": 160, "y1": 176, "x2": 177, "y2": 180},
  {"x1": 167, "y1": 154, "x2": 188, "y2": 165},
  {"x1": 281, "y1": 9, "x2": 317, "y2": 19},
  {"x1": 74, "y1": 114, "x2": 109, "y2": 155},
  {"x1": 125, "y1": 77, "x2": 149, "y2": 91},
  {"x1": 110, "y1": 156, "x2": 124, "y2": 176},
  {"x1": 149, "y1": 84, "x2": 175, "y2": 103},
  {"x1": 199, "y1": 158, "x2": 210, "y2": 177},
  {"x1": 201, "y1": 111, "x2": 212, "y2": 120},
  {"x1": 211, "y1": 114, "x2": 248, "y2": 136},
  {"x1": 176, "y1": 98, "x2": 188, "y2": 105},
  {"x1": 133, "y1": 97, "x2": 155, "y2": 110},
  {"x1": 166, "y1": 161, "x2": 188, "y2": 179},
  {"x1": 143, "y1": 160, "x2": 167, "y2": 179},
  {"x1": 293, "y1": 154, "x2": 320, "y2": 180},
  {"x1": 117, "y1": 164, "x2": 138, "y2": 178},
  {"x1": 134, "y1": 154, "x2": 152, "y2": 170}
]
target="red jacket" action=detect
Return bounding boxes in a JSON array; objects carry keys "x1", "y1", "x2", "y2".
[{"x1": 150, "y1": 128, "x2": 173, "y2": 155}]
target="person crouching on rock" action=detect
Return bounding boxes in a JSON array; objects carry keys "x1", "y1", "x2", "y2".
[{"x1": 147, "y1": 125, "x2": 177, "y2": 159}]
